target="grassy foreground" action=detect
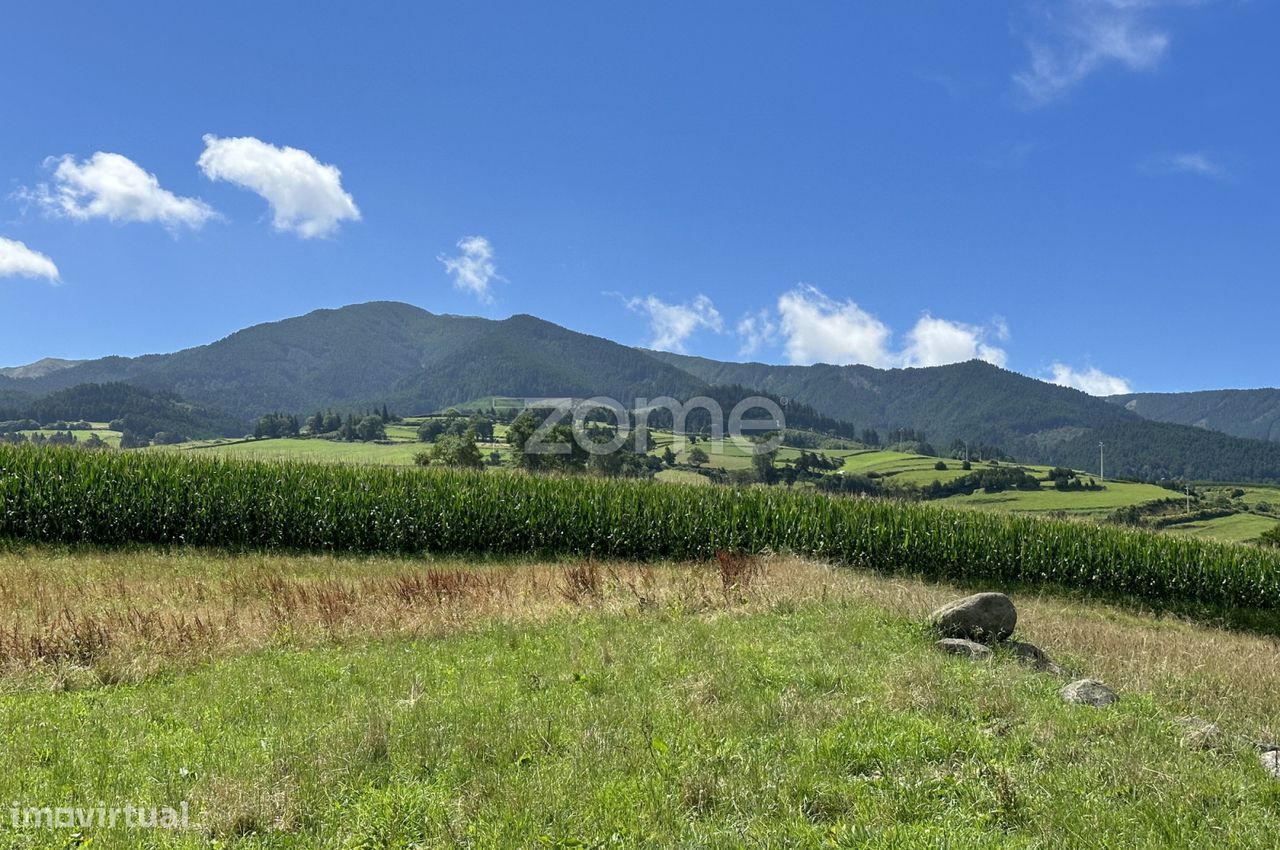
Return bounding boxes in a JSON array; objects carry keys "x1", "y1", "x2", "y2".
[{"x1": 2, "y1": 548, "x2": 1280, "y2": 847}]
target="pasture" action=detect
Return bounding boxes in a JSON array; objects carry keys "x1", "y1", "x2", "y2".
[{"x1": 2, "y1": 547, "x2": 1279, "y2": 847}]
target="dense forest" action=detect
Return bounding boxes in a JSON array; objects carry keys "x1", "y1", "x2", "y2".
[
  {"x1": 0, "y1": 383, "x2": 241, "y2": 440},
  {"x1": 1108, "y1": 388, "x2": 1280, "y2": 442}
]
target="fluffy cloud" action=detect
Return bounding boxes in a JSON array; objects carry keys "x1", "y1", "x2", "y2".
[
  {"x1": 902, "y1": 314, "x2": 1008, "y2": 368},
  {"x1": 26, "y1": 152, "x2": 216, "y2": 229},
  {"x1": 1048, "y1": 362, "x2": 1133, "y2": 395},
  {"x1": 438, "y1": 236, "x2": 502, "y2": 303},
  {"x1": 776, "y1": 285, "x2": 895, "y2": 367},
  {"x1": 1140, "y1": 151, "x2": 1226, "y2": 178},
  {"x1": 0, "y1": 237, "x2": 59, "y2": 282},
  {"x1": 742, "y1": 286, "x2": 1008, "y2": 369},
  {"x1": 626, "y1": 294, "x2": 723, "y2": 353},
  {"x1": 198, "y1": 135, "x2": 360, "y2": 238},
  {"x1": 735, "y1": 309, "x2": 779, "y2": 358},
  {"x1": 1013, "y1": 1, "x2": 1172, "y2": 104}
]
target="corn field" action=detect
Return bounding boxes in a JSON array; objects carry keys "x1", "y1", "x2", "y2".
[{"x1": 2, "y1": 444, "x2": 1278, "y2": 610}]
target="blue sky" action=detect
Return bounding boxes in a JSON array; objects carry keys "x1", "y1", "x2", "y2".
[{"x1": 1, "y1": 1, "x2": 1276, "y2": 394}]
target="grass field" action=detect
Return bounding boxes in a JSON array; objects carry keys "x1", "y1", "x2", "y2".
[
  {"x1": 950, "y1": 479, "x2": 1175, "y2": 516},
  {"x1": 1164, "y1": 512, "x2": 1280, "y2": 544},
  {"x1": 2, "y1": 547, "x2": 1279, "y2": 847},
  {"x1": 17, "y1": 426, "x2": 123, "y2": 447},
  {"x1": 174, "y1": 437, "x2": 511, "y2": 467}
]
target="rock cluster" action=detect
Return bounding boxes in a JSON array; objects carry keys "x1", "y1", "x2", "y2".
[
  {"x1": 928, "y1": 592, "x2": 1102, "y2": 704},
  {"x1": 926, "y1": 591, "x2": 1280, "y2": 782}
]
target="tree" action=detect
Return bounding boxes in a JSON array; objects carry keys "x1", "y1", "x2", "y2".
[
  {"x1": 467, "y1": 414, "x2": 495, "y2": 441},
  {"x1": 1259, "y1": 525, "x2": 1280, "y2": 548},
  {"x1": 507, "y1": 410, "x2": 587, "y2": 471},
  {"x1": 750, "y1": 443, "x2": 779, "y2": 484},
  {"x1": 688, "y1": 446, "x2": 710, "y2": 467},
  {"x1": 430, "y1": 430, "x2": 484, "y2": 469},
  {"x1": 355, "y1": 415, "x2": 386, "y2": 442},
  {"x1": 662, "y1": 446, "x2": 677, "y2": 467}
]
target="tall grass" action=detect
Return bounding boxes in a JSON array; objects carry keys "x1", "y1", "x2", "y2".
[{"x1": 2, "y1": 443, "x2": 1279, "y2": 610}]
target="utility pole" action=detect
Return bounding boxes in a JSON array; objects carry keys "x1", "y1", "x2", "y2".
[
  {"x1": 1098, "y1": 441, "x2": 1105, "y2": 483},
  {"x1": 1186, "y1": 484, "x2": 1192, "y2": 515}
]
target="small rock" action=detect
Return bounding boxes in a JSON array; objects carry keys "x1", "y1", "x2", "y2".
[
  {"x1": 1260, "y1": 750, "x2": 1280, "y2": 779},
  {"x1": 935, "y1": 638, "x2": 993, "y2": 660},
  {"x1": 1175, "y1": 715, "x2": 1223, "y2": 750},
  {"x1": 1060, "y1": 678, "x2": 1118, "y2": 707},
  {"x1": 1007, "y1": 641, "x2": 1063, "y2": 675},
  {"x1": 929, "y1": 592, "x2": 1017, "y2": 643}
]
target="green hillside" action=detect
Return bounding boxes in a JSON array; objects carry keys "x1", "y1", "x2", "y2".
[
  {"x1": 1109, "y1": 388, "x2": 1280, "y2": 442},
  {"x1": 3, "y1": 303, "x2": 708, "y2": 425}
]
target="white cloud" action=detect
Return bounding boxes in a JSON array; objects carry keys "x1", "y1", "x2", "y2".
[
  {"x1": 1140, "y1": 151, "x2": 1226, "y2": 178},
  {"x1": 1048, "y1": 362, "x2": 1133, "y2": 395},
  {"x1": 1013, "y1": 1, "x2": 1173, "y2": 104},
  {"x1": 735, "y1": 309, "x2": 778, "y2": 358},
  {"x1": 775, "y1": 285, "x2": 895, "y2": 367},
  {"x1": 626, "y1": 294, "x2": 723, "y2": 353},
  {"x1": 438, "y1": 235, "x2": 502, "y2": 303},
  {"x1": 742, "y1": 286, "x2": 1009, "y2": 369},
  {"x1": 26, "y1": 152, "x2": 216, "y2": 230},
  {"x1": 197, "y1": 135, "x2": 360, "y2": 238},
  {"x1": 902, "y1": 314, "x2": 1008, "y2": 368},
  {"x1": 0, "y1": 237, "x2": 59, "y2": 282}
]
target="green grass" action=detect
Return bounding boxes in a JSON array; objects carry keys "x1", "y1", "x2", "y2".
[
  {"x1": 949, "y1": 479, "x2": 1174, "y2": 516},
  {"x1": 1164, "y1": 512, "x2": 1280, "y2": 544},
  {"x1": 176, "y1": 437, "x2": 510, "y2": 467},
  {"x1": 654, "y1": 468, "x2": 712, "y2": 486},
  {"x1": 18, "y1": 427, "x2": 123, "y2": 447},
  {"x1": 3, "y1": 595, "x2": 1278, "y2": 847}
]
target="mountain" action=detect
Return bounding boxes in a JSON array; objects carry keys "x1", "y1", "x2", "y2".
[
  {"x1": 1, "y1": 302, "x2": 707, "y2": 424},
  {"x1": 646, "y1": 352, "x2": 1280, "y2": 482},
  {"x1": 645, "y1": 353, "x2": 1136, "y2": 449},
  {"x1": 7, "y1": 300, "x2": 1280, "y2": 483},
  {"x1": 0, "y1": 357, "x2": 85, "y2": 380},
  {"x1": 1108, "y1": 389, "x2": 1280, "y2": 443}
]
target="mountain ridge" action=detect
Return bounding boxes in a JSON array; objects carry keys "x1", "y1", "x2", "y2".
[{"x1": 6, "y1": 300, "x2": 1280, "y2": 482}]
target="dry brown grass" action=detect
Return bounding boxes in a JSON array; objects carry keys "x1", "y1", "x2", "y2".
[{"x1": 1, "y1": 545, "x2": 1277, "y2": 736}]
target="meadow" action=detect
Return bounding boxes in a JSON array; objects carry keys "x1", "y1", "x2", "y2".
[
  {"x1": 2, "y1": 547, "x2": 1280, "y2": 848},
  {"x1": 4, "y1": 445, "x2": 1280, "y2": 846}
]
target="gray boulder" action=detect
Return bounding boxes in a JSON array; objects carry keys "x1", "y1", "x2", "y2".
[
  {"x1": 935, "y1": 638, "x2": 993, "y2": 660},
  {"x1": 1007, "y1": 640, "x2": 1062, "y2": 675},
  {"x1": 929, "y1": 592, "x2": 1017, "y2": 642},
  {"x1": 1175, "y1": 715, "x2": 1223, "y2": 750},
  {"x1": 1061, "y1": 678, "x2": 1118, "y2": 707},
  {"x1": 1261, "y1": 750, "x2": 1280, "y2": 779}
]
